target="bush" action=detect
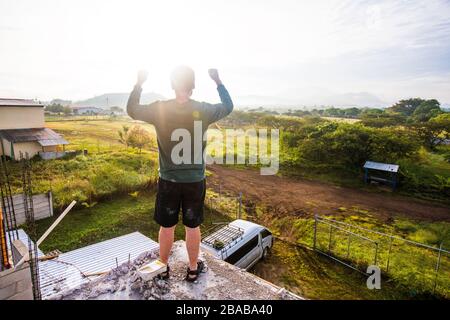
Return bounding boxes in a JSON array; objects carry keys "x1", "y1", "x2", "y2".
[
  {"x1": 297, "y1": 123, "x2": 420, "y2": 168},
  {"x1": 398, "y1": 158, "x2": 450, "y2": 200}
]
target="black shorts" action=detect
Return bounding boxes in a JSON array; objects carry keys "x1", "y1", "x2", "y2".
[{"x1": 154, "y1": 178, "x2": 206, "y2": 228}]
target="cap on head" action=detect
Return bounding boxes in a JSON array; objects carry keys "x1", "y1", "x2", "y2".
[{"x1": 171, "y1": 65, "x2": 195, "y2": 92}]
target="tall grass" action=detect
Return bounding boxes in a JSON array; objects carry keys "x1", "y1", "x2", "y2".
[{"x1": 5, "y1": 151, "x2": 159, "y2": 210}]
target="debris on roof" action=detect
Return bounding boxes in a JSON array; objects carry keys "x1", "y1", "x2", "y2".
[
  {"x1": 53, "y1": 241, "x2": 302, "y2": 300},
  {"x1": 39, "y1": 232, "x2": 159, "y2": 299}
]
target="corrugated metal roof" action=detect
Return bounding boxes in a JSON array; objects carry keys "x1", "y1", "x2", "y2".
[
  {"x1": 363, "y1": 161, "x2": 399, "y2": 173},
  {"x1": 38, "y1": 232, "x2": 159, "y2": 299},
  {"x1": 0, "y1": 128, "x2": 68, "y2": 145},
  {"x1": 38, "y1": 139, "x2": 68, "y2": 147},
  {"x1": 0, "y1": 98, "x2": 44, "y2": 107}
]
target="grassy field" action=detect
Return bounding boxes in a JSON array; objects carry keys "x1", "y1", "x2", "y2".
[
  {"x1": 29, "y1": 192, "x2": 230, "y2": 253},
  {"x1": 6, "y1": 118, "x2": 448, "y2": 299},
  {"x1": 47, "y1": 118, "x2": 156, "y2": 153}
]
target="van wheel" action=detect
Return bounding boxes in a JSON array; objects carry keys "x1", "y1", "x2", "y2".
[{"x1": 262, "y1": 247, "x2": 270, "y2": 260}]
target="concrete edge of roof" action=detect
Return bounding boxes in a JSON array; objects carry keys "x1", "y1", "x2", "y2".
[{"x1": 0, "y1": 98, "x2": 44, "y2": 107}]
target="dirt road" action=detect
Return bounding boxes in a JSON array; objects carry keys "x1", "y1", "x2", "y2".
[{"x1": 207, "y1": 165, "x2": 450, "y2": 222}]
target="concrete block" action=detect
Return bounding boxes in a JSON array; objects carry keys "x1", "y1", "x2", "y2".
[
  {"x1": 7, "y1": 288, "x2": 33, "y2": 300},
  {"x1": 0, "y1": 264, "x2": 31, "y2": 289},
  {"x1": 0, "y1": 283, "x2": 16, "y2": 300},
  {"x1": 12, "y1": 240, "x2": 28, "y2": 265},
  {"x1": 16, "y1": 279, "x2": 32, "y2": 292}
]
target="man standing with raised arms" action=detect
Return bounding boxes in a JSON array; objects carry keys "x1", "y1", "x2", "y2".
[{"x1": 127, "y1": 66, "x2": 233, "y2": 282}]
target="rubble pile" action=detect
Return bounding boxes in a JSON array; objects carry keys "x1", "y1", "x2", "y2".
[{"x1": 52, "y1": 241, "x2": 301, "y2": 300}]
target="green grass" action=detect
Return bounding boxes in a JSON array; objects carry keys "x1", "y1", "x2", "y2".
[
  {"x1": 278, "y1": 215, "x2": 449, "y2": 298},
  {"x1": 30, "y1": 191, "x2": 230, "y2": 253},
  {"x1": 47, "y1": 119, "x2": 157, "y2": 153},
  {"x1": 207, "y1": 189, "x2": 450, "y2": 298},
  {"x1": 5, "y1": 151, "x2": 159, "y2": 211},
  {"x1": 252, "y1": 240, "x2": 417, "y2": 300}
]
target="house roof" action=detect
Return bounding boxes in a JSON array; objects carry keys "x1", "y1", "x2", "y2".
[
  {"x1": 0, "y1": 98, "x2": 44, "y2": 107},
  {"x1": 0, "y1": 128, "x2": 68, "y2": 145},
  {"x1": 363, "y1": 161, "x2": 399, "y2": 173}
]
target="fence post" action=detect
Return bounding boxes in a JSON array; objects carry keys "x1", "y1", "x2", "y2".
[
  {"x1": 346, "y1": 234, "x2": 352, "y2": 259},
  {"x1": 313, "y1": 215, "x2": 318, "y2": 250},
  {"x1": 237, "y1": 192, "x2": 242, "y2": 220},
  {"x1": 386, "y1": 236, "x2": 393, "y2": 272},
  {"x1": 48, "y1": 191, "x2": 54, "y2": 217},
  {"x1": 433, "y1": 243, "x2": 443, "y2": 294},
  {"x1": 374, "y1": 242, "x2": 378, "y2": 265},
  {"x1": 328, "y1": 225, "x2": 333, "y2": 254},
  {"x1": 210, "y1": 197, "x2": 213, "y2": 214}
]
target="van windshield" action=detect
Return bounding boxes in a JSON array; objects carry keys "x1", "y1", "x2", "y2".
[{"x1": 261, "y1": 229, "x2": 272, "y2": 238}]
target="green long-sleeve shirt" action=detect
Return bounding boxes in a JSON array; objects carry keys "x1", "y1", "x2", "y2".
[{"x1": 127, "y1": 84, "x2": 233, "y2": 182}]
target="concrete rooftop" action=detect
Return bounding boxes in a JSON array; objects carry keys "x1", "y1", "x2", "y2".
[{"x1": 52, "y1": 241, "x2": 302, "y2": 300}]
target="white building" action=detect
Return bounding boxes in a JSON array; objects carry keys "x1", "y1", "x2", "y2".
[
  {"x1": 0, "y1": 98, "x2": 68, "y2": 160},
  {"x1": 72, "y1": 106, "x2": 105, "y2": 115}
]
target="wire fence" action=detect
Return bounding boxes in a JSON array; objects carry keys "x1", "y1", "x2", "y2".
[
  {"x1": 204, "y1": 188, "x2": 450, "y2": 298},
  {"x1": 313, "y1": 216, "x2": 450, "y2": 297}
]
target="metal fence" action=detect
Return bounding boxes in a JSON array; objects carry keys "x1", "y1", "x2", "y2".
[
  {"x1": 204, "y1": 189, "x2": 450, "y2": 298},
  {"x1": 313, "y1": 215, "x2": 450, "y2": 297}
]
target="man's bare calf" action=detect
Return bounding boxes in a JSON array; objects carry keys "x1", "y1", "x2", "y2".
[{"x1": 159, "y1": 226, "x2": 175, "y2": 265}]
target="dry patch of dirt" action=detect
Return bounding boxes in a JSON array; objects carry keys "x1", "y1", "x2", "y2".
[{"x1": 207, "y1": 165, "x2": 450, "y2": 222}]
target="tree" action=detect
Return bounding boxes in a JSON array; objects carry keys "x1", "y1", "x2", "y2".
[
  {"x1": 45, "y1": 103, "x2": 65, "y2": 113},
  {"x1": 63, "y1": 106, "x2": 72, "y2": 116},
  {"x1": 298, "y1": 123, "x2": 419, "y2": 167},
  {"x1": 412, "y1": 113, "x2": 450, "y2": 148},
  {"x1": 361, "y1": 112, "x2": 406, "y2": 128},
  {"x1": 110, "y1": 106, "x2": 123, "y2": 113},
  {"x1": 119, "y1": 125, "x2": 153, "y2": 153},
  {"x1": 118, "y1": 125, "x2": 130, "y2": 148},
  {"x1": 410, "y1": 99, "x2": 442, "y2": 122},
  {"x1": 386, "y1": 98, "x2": 425, "y2": 116}
]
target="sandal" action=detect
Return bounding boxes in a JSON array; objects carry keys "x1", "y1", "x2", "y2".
[
  {"x1": 156, "y1": 265, "x2": 170, "y2": 280},
  {"x1": 185, "y1": 261, "x2": 205, "y2": 282}
]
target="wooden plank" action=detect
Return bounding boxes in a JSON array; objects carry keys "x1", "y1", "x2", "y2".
[{"x1": 15, "y1": 201, "x2": 76, "y2": 268}]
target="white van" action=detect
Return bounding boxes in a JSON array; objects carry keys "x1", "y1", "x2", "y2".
[{"x1": 201, "y1": 219, "x2": 273, "y2": 270}]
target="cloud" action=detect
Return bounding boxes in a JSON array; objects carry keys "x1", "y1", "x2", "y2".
[{"x1": 1, "y1": 0, "x2": 450, "y2": 104}]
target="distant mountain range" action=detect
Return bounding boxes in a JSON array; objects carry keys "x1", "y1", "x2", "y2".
[
  {"x1": 70, "y1": 92, "x2": 165, "y2": 109},
  {"x1": 236, "y1": 91, "x2": 387, "y2": 108},
  {"x1": 49, "y1": 91, "x2": 448, "y2": 110}
]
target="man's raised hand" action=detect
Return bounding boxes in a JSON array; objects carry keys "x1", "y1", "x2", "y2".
[
  {"x1": 208, "y1": 69, "x2": 222, "y2": 86},
  {"x1": 137, "y1": 70, "x2": 148, "y2": 86}
]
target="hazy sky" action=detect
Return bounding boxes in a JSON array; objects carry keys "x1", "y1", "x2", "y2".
[{"x1": 1, "y1": 0, "x2": 450, "y2": 105}]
